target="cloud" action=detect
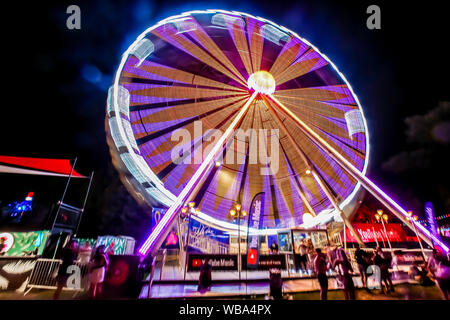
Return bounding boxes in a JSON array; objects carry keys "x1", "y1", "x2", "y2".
[{"x1": 404, "y1": 101, "x2": 450, "y2": 145}]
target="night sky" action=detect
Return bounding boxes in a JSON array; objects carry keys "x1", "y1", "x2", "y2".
[{"x1": 0, "y1": 0, "x2": 449, "y2": 240}]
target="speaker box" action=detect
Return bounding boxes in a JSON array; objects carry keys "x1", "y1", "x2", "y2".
[{"x1": 103, "y1": 254, "x2": 140, "y2": 298}]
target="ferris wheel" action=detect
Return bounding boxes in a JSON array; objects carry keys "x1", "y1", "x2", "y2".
[{"x1": 106, "y1": 10, "x2": 447, "y2": 256}]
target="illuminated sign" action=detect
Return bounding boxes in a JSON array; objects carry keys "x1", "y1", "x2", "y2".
[
  {"x1": 187, "y1": 254, "x2": 238, "y2": 271},
  {"x1": 425, "y1": 202, "x2": 439, "y2": 241},
  {"x1": 246, "y1": 193, "x2": 265, "y2": 268},
  {"x1": 344, "y1": 223, "x2": 418, "y2": 243}
]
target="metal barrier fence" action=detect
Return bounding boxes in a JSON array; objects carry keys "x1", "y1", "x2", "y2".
[{"x1": 25, "y1": 258, "x2": 89, "y2": 294}]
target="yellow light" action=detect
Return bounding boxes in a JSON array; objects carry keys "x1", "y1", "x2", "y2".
[
  {"x1": 375, "y1": 214, "x2": 381, "y2": 221},
  {"x1": 377, "y1": 209, "x2": 383, "y2": 215},
  {"x1": 247, "y1": 71, "x2": 276, "y2": 94},
  {"x1": 195, "y1": 208, "x2": 200, "y2": 214},
  {"x1": 188, "y1": 201, "x2": 195, "y2": 208},
  {"x1": 407, "y1": 211, "x2": 413, "y2": 217},
  {"x1": 215, "y1": 161, "x2": 221, "y2": 167},
  {"x1": 413, "y1": 215, "x2": 418, "y2": 221},
  {"x1": 181, "y1": 207, "x2": 188, "y2": 214},
  {"x1": 383, "y1": 214, "x2": 388, "y2": 221},
  {"x1": 235, "y1": 204, "x2": 241, "y2": 211},
  {"x1": 241, "y1": 210, "x2": 247, "y2": 217},
  {"x1": 305, "y1": 169, "x2": 311, "y2": 175},
  {"x1": 229, "y1": 209, "x2": 236, "y2": 217}
]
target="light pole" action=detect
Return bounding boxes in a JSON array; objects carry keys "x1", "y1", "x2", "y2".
[
  {"x1": 183, "y1": 201, "x2": 196, "y2": 280},
  {"x1": 407, "y1": 211, "x2": 425, "y2": 258},
  {"x1": 376, "y1": 210, "x2": 392, "y2": 251},
  {"x1": 230, "y1": 203, "x2": 247, "y2": 281}
]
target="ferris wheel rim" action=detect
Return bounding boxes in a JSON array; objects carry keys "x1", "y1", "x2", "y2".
[{"x1": 108, "y1": 9, "x2": 371, "y2": 230}]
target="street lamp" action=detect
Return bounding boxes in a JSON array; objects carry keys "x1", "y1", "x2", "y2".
[
  {"x1": 376, "y1": 210, "x2": 392, "y2": 251},
  {"x1": 230, "y1": 203, "x2": 246, "y2": 280},
  {"x1": 407, "y1": 211, "x2": 425, "y2": 258}
]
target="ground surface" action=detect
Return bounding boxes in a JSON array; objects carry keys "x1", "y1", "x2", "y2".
[{"x1": 0, "y1": 283, "x2": 444, "y2": 300}]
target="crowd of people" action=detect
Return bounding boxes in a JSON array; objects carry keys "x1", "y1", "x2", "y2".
[
  {"x1": 311, "y1": 242, "x2": 450, "y2": 300},
  {"x1": 52, "y1": 238, "x2": 111, "y2": 300}
]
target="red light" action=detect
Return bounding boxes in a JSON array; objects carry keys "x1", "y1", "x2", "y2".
[{"x1": 247, "y1": 248, "x2": 257, "y2": 265}]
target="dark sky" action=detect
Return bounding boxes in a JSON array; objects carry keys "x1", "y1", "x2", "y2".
[{"x1": 0, "y1": 0, "x2": 449, "y2": 236}]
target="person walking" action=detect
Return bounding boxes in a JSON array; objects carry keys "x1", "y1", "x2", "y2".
[
  {"x1": 89, "y1": 245, "x2": 109, "y2": 299},
  {"x1": 373, "y1": 247, "x2": 393, "y2": 294},
  {"x1": 427, "y1": 248, "x2": 450, "y2": 300},
  {"x1": 53, "y1": 239, "x2": 78, "y2": 300},
  {"x1": 333, "y1": 247, "x2": 355, "y2": 300},
  {"x1": 314, "y1": 248, "x2": 329, "y2": 300},
  {"x1": 354, "y1": 244, "x2": 369, "y2": 290},
  {"x1": 198, "y1": 259, "x2": 212, "y2": 292}
]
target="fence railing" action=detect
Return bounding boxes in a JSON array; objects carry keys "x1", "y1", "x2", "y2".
[{"x1": 25, "y1": 258, "x2": 89, "y2": 294}]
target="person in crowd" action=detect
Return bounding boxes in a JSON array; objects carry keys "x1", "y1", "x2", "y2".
[
  {"x1": 53, "y1": 239, "x2": 78, "y2": 300},
  {"x1": 427, "y1": 248, "x2": 450, "y2": 300},
  {"x1": 77, "y1": 241, "x2": 92, "y2": 265},
  {"x1": 298, "y1": 240, "x2": 308, "y2": 273},
  {"x1": 106, "y1": 242, "x2": 115, "y2": 256},
  {"x1": 314, "y1": 248, "x2": 329, "y2": 300},
  {"x1": 306, "y1": 239, "x2": 315, "y2": 271},
  {"x1": 332, "y1": 247, "x2": 355, "y2": 300},
  {"x1": 409, "y1": 261, "x2": 434, "y2": 286},
  {"x1": 89, "y1": 245, "x2": 109, "y2": 299},
  {"x1": 373, "y1": 247, "x2": 394, "y2": 294},
  {"x1": 77, "y1": 241, "x2": 92, "y2": 290},
  {"x1": 269, "y1": 240, "x2": 279, "y2": 254},
  {"x1": 198, "y1": 259, "x2": 212, "y2": 292},
  {"x1": 354, "y1": 243, "x2": 370, "y2": 290}
]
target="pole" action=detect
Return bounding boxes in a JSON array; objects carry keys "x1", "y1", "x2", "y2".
[
  {"x1": 412, "y1": 222, "x2": 425, "y2": 258},
  {"x1": 267, "y1": 94, "x2": 448, "y2": 252},
  {"x1": 380, "y1": 218, "x2": 392, "y2": 252},
  {"x1": 183, "y1": 211, "x2": 192, "y2": 281},
  {"x1": 343, "y1": 223, "x2": 347, "y2": 251},
  {"x1": 139, "y1": 92, "x2": 258, "y2": 257},
  {"x1": 74, "y1": 171, "x2": 94, "y2": 237},
  {"x1": 52, "y1": 157, "x2": 77, "y2": 231},
  {"x1": 372, "y1": 226, "x2": 379, "y2": 247},
  {"x1": 238, "y1": 214, "x2": 241, "y2": 281}
]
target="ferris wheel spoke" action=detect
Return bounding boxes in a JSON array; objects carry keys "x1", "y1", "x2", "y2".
[
  {"x1": 122, "y1": 57, "x2": 246, "y2": 92},
  {"x1": 269, "y1": 40, "x2": 308, "y2": 81},
  {"x1": 152, "y1": 27, "x2": 248, "y2": 88}
]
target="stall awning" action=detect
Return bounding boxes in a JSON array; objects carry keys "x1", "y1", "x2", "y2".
[{"x1": 0, "y1": 156, "x2": 86, "y2": 178}]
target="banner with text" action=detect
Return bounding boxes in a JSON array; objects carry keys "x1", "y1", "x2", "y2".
[{"x1": 246, "y1": 192, "x2": 265, "y2": 268}]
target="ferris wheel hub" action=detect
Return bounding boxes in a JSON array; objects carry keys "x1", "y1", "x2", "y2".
[{"x1": 247, "y1": 71, "x2": 276, "y2": 95}]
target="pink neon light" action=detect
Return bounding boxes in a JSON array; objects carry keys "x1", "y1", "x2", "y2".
[{"x1": 138, "y1": 92, "x2": 258, "y2": 256}]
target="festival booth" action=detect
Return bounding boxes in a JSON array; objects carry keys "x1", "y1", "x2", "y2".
[{"x1": 0, "y1": 230, "x2": 50, "y2": 291}]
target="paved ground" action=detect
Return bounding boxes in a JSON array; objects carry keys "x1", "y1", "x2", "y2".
[{"x1": 0, "y1": 281, "x2": 445, "y2": 300}]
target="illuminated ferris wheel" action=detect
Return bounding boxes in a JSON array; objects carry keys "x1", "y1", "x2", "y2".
[{"x1": 106, "y1": 10, "x2": 447, "y2": 256}]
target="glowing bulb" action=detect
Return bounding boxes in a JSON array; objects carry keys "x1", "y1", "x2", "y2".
[
  {"x1": 305, "y1": 169, "x2": 311, "y2": 175},
  {"x1": 407, "y1": 211, "x2": 413, "y2": 217},
  {"x1": 413, "y1": 215, "x2": 418, "y2": 221},
  {"x1": 229, "y1": 209, "x2": 236, "y2": 217},
  {"x1": 181, "y1": 207, "x2": 188, "y2": 214},
  {"x1": 188, "y1": 201, "x2": 195, "y2": 208},
  {"x1": 377, "y1": 209, "x2": 383, "y2": 215},
  {"x1": 215, "y1": 161, "x2": 221, "y2": 167},
  {"x1": 302, "y1": 212, "x2": 314, "y2": 224},
  {"x1": 241, "y1": 210, "x2": 247, "y2": 217},
  {"x1": 235, "y1": 204, "x2": 241, "y2": 211},
  {"x1": 247, "y1": 71, "x2": 276, "y2": 94},
  {"x1": 383, "y1": 214, "x2": 388, "y2": 221}
]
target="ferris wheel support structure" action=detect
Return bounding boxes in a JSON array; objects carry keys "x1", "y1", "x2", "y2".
[
  {"x1": 268, "y1": 94, "x2": 449, "y2": 253},
  {"x1": 261, "y1": 95, "x2": 365, "y2": 246},
  {"x1": 139, "y1": 92, "x2": 258, "y2": 257}
]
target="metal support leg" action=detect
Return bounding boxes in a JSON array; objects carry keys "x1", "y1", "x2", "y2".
[{"x1": 268, "y1": 94, "x2": 448, "y2": 252}]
